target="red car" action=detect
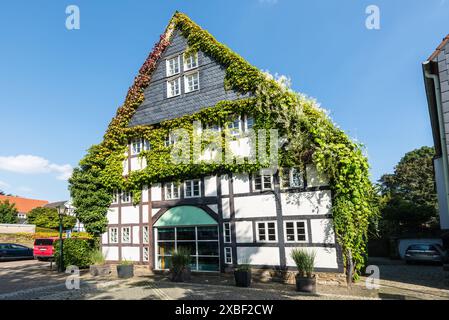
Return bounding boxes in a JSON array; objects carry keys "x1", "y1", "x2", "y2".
[{"x1": 33, "y1": 238, "x2": 57, "y2": 261}]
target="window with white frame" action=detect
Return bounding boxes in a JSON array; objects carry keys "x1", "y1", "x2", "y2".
[
  {"x1": 121, "y1": 227, "x2": 131, "y2": 243},
  {"x1": 281, "y1": 168, "x2": 303, "y2": 189},
  {"x1": 165, "y1": 133, "x2": 177, "y2": 147},
  {"x1": 227, "y1": 116, "x2": 241, "y2": 136},
  {"x1": 109, "y1": 227, "x2": 118, "y2": 244},
  {"x1": 17, "y1": 213, "x2": 26, "y2": 219},
  {"x1": 204, "y1": 123, "x2": 221, "y2": 133},
  {"x1": 112, "y1": 190, "x2": 119, "y2": 204},
  {"x1": 284, "y1": 221, "x2": 307, "y2": 243},
  {"x1": 121, "y1": 191, "x2": 132, "y2": 203},
  {"x1": 165, "y1": 182, "x2": 180, "y2": 200},
  {"x1": 183, "y1": 52, "x2": 198, "y2": 71},
  {"x1": 184, "y1": 179, "x2": 201, "y2": 198},
  {"x1": 224, "y1": 247, "x2": 232, "y2": 264},
  {"x1": 184, "y1": 72, "x2": 200, "y2": 93},
  {"x1": 131, "y1": 138, "x2": 142, "y2": 155},
  {"x1": 256, "y1": 221, "x2": 277, "y2": 242},
  {"x1": 244, "y1": 115, "x2": 254, "y2": 131},
  {"x1": 143, "y1": 139, "x2": 151, "y2": 151},
  {"x1": 143, "y1": 226, "x2": 149, "y2": 244},
  {"x1": 166, "y1": 55, "x2": 180, "y2": 77},
  {"x1": 143, "y1": 247, "x2": 149, "y2": 262},
  {"x1": 253, "y1": 173, "x2": 273, "y2": 191},
  {"x1": 223, "y1": 222, "x2": 231, "y2": 243},
  {"x1": 167, "y1": 77, "x2": 181, "y2": 98}
]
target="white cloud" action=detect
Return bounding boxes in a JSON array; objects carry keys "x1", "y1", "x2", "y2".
[{"x1": 0, "y1": 155, "x2": 73, "y2": 181}]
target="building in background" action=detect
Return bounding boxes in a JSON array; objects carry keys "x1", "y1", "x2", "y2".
[
  {"x1": 423, "y1": 34, "x2": 449, "y2": 242},
  {"x1": 44, "y1": 200, "x2": 85, "y2": 233},
  {"x1": 0, "y1": 195, "x2": 48, "y2": 224}
]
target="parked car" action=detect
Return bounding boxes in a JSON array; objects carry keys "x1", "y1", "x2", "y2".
[
  {"x1": 33, "y1": 238, "x2": 57, "y2": 261},
  {"x1": 404, "y1": 243, "x2": 448, "y2": 264},
  {"x1": 0, "y1": 243, "x2": 34, "y2": 261}
]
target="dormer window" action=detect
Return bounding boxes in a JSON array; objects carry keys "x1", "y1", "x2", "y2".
[
  {"x1": 167, "y1": 78, "x2": 181, "y2": 98},
  {"x1": 166, "y1": 56, "x2": 180, "y2": 77},
  {"x1": 184, "y1": 72, "x2": 200, "y2": 93},
  {"x1": 183, "y1": 52, "x2": 198, "y2": 71},
  {"x1": 131, "y1": 138, "x2": 151, "y2": 155}
]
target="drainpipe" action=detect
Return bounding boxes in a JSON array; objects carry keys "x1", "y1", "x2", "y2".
[{"x1": 424, "y1": 62, "x2": 449, "y2": 219}]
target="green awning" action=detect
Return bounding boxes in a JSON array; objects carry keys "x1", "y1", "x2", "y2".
[{"x1": 154, "y1": 206, "x2": 217, "y2": 227}]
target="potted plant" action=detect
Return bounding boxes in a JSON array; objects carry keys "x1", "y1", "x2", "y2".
[
  {"x1": 290, "y1": 248, "x2": 316, "y2": 293},
  {"x1": 170, "y1": 248, "x2": 191, "y2": 282},
  {"x1": 234, "y1": 263, "x2": 252, "y2": 287},
  {"x1": 89, "y1": 249, "x2": 111, "y2": 276},
  {"x1": 116, "y1": 259, "x2": 134, "y2": 279}
]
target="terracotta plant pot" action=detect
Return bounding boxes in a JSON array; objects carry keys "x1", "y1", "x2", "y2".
[
  {"x1": 117, "y1": 264, "x2": 134, "y2": 279},
  {"x1": 234, "y1": 270, "x2": 252, "y2": 287},
  {"x1": 170, "y1": 267, "x2": 191, "y2": 282},
  {"x1": 89, "y1": 264, "x2": 111, "y2": 276},
  {"x1": 295, "y1": 274, "x2": 316, "y2": 293}
]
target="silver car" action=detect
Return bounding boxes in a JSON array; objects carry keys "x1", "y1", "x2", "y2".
[{"x1": 404, "y1": 243, "x2": 448, "y2": 264}]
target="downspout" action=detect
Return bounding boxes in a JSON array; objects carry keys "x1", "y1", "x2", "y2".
[{"x1": 423, "y1": 61, "x2": 449, "y2": 216}]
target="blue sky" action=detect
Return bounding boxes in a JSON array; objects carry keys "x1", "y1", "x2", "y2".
[{"x1": 0, "y1": 0, "x2": 447, "y2": 201}]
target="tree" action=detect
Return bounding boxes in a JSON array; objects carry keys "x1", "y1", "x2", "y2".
[
  {"x1": 378, "y1": 146, "x2": 438, "y2": 236},
  {"x1": 27, "y1": 207, "x2": 77, "y2": 230},
  {"x1": 0, "y1": 200, "x2": 18, "y2": 224}
]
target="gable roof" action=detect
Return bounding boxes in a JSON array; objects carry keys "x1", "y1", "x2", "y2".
[
  {"x1": 428, "y1": 34, "x2": 449, "y2": 62},
  {"x1": 0, "y1": 195, "x2": 49, "y2": 214}
]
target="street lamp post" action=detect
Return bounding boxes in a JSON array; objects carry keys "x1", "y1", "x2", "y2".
[{"x1": 56, "y1": 204, "x2": 68, "y2": 272}]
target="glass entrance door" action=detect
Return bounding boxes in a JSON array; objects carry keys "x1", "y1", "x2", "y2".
[{"x1": 156, "y1": 225, "x2": 219, "y2": 272}]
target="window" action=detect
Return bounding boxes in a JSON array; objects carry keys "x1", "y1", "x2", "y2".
[
  {"x1": 17, "y1": 213, "x2": 26, "y2": 219},
  {"x1": 204, "y1": 123, "x2": 221, "y2": 133},
  {"x1": 131, "y1": 138, "x2": 142, "y2": 155},
  {"x1": 245, "y1": 115, "x2": 254, "y2": 131},
  {"x1": 224, "y1": 247, "x2": 232, "y2": 264},
  {"x1": 166, "y1": 55, "x2": 180, "y2": 77},
  {"x1": 143, "y1": 139, "x2": 151, "y2": 151},
  {"x1": 223, "y1": 222, "x2": 231, "y2": 243},
  {"x1": 184, "y1": 179, "x2": 201, "y2": 198},
  {"x1": 143, "y1": 247, "x2": 149, "y2": 262},
  {"x1": 281, "y1": 168, "x2": 303, "y2": 189},
  {"x1": 121, "y1": 191, "x2": 132, "y2": 203},
  {"x1": 143, "y1": 226, "x2": 149, "y2": 244},
  {"x1": 165, "y1": 133, "x2": 177, "y2": 147},
  {"x1": 183, "y1": 52, "x2": 198, "y2": 71},
  {"x1": 165, "y1": 182, "x2": 180, "y2": 200},
  {"x1": 184, "y1": 72, "x2": 200, "y2": 93},
  {"x1": 256, "y1": 221, "x2": 277, "y2": 242},
  {"x1": 112, "y1": 190, "x2": 119, "y2": 204},
  {"x1": 284, "y1": 221, "x2": 307, "y2": 243},
  {"x1": 109, "y1": 227, "x2": 118, "y2": 244},
  {"x1": 121, "y1": 227, "x2": 131, "y2": 243},
  {"x1": 253, "y1": 173, "x2": 273, "y2": 191},
  {"x1": 227, "y1": 116, "x2": 241, "y2": 136},
  {"x1": 167, "y1": 77, "x2": 181, "y2": 98}
]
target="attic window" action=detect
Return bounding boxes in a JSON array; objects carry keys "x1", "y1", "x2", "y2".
[
  {"x1": 184, "y1": 72, "x2": 200, "y2": 93},
  {"x1": 183, "y1": 52, "x2": 198, "y2": 71},
  {"x1": 166, "y1": 56, "x2": 180, "y2": 77},
  {"x1": 167, "y1": 78, "x2": 181, "y2": 98}
]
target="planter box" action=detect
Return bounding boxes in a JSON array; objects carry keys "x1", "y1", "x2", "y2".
[
  {"x1": 117, "y1": 264, "x2": 134, "y2": 279},
  {"x1": 295, "y1": 275, "x2": 316, "y2": 293},
  {"x1": 234, "y1": 270, "x2": 252, "y2": 287},
  {"x1": 90, "y1": 265, "x2": 111, "y2": 276},
  {"x1": 170, "y1": 267, "x2": 191, "y2": 282}
]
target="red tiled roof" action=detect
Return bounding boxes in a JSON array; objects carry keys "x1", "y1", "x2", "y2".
[{"x1": 0, "y1": 195, "x2": 49, "y2": 214}]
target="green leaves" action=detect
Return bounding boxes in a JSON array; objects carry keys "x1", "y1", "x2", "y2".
[{"x1": 0, "y1": 200, "x2": 18, "y2": 224}]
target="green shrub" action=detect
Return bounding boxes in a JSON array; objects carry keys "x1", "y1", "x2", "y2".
[
  {"x1": 54, "y1": 238, "x2": 95, "y2": 269},
  {"x1": 119, "y1": 259, "x2": 133, "y2": 265},
  {"x1": 170, "y1": 248, "x2": 191, "y2": 272},
  {"x1": 90, "y1": 249, "x2": 106, "y2": 266},
  {"x1": 290, "y1": 249, "x2": 316, "y2": 278}
]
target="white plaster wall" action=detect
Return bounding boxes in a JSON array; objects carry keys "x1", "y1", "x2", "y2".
[
  {"x1": 233, "y1": 173, "x2": 250, "y2": 194},
  {"x1": 142, "y1": 205, "x2": 149, "y2": 223},
  {"x1": 151, "y1": 183, "x2": 162, "y2": 201},
  {"x1": 221, "y1": 175, "x2": 229, "y2": 195},
  {"x1": 285, "y1": 247, "x2": 338, "y2": 269},
  {"x1": 306, "y1": 164, "x2": 329, "y2": 187},
  {"x1": 102, "y1": 246, "x2": 119, "y2": 261},
  {"x1": 122, "y1": 159, "x2": 129, "y2": 176},
  {"x1": 121, "y1": 247, "x2": 140, "y2": 262},
  {"x1": 234, "y1": 194, "x2": 277, "y2": 218},
  {"x1": 221, "y1": 198, "x2": 231, "y2": 219},
  {"x1": 101, "y1": 232, "x2": 108, "y2": 245},
  {"x1": 310, "y1": 219, "x2": 335, "y2": 244},
  {"x1": 281, "y1": 191, "x2": 331, "y2": 216},
  {"x1": 207, "y1": 204, "x2": 218, "y2": 214},
  {"x1": 121, "y1": 206, "x2": 140, "y2": 224},
  {"x1": 142, "y1": 185, "x2": 149, "y2": 202},
  {"x1": 229, "y1": 137, "x2": 252, "y2": 158},
  {"x1": 204, "y1": 176, "x2": 217, "y2": 197},
  {"x1": 237, "y1": 247, "x2": 280, "y2": 266},
  {"x1": 130, "y1": 157, "x2": 147, "y2": 171},
  {"x1": 132, "y1": 226, "x2": 140, "y2": 244},
  {"x1": 107, "y1": 208, "x2": 119, "y2": 224},
  {"x1": 235, "y1": 221, "x2": 253, "y2": 243},
  {"x1": 152, "y1": 208, "x2": 160, "y2": 217}
]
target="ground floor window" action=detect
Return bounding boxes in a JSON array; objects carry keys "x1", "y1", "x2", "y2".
[
  {"x1": 256, "y1": 221, "x2": 277, "y2": 242},
  {"x1": 155, "y1": 225, "x2": 219, "y2": 272},
  {"x1": 143, "y1": 247, "x2": 149, "y2": 262},
  {"x1": 224, "y1": 247, "x2": 232, "y2": 264}
]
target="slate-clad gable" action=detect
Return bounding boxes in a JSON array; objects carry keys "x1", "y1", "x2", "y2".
[{"x1": 128, "y1": 30, "x2": 246, "y2": 127}]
